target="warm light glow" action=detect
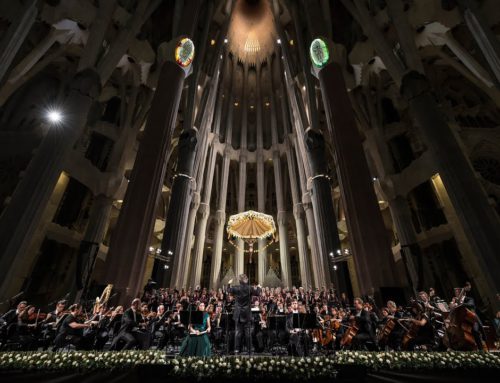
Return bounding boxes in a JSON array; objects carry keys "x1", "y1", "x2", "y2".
[
  {"x1": 244, "y1": 32, "x2": 260, "y2": 54},
  {"x1": 175, "y1": 37, "x2": 195, "y2": 68},
  {"x1": 224, "y1": 38, "x2": 228, "y2": 44},
  {"x1": 46, "y1": 109, "x2": 62, "y2": 123},
  {"x1": 234, "y1": 102, "x2": 239, "y2": 107},
  {"x1": 277, "y1": 38, "x2": 281, "y2": 44},
  {"x1": 210, "y1": 39, "x2": 216, "y2": 46},
  {"x1": 289, "y1": 39, "x2": 294, "y2": 46}
]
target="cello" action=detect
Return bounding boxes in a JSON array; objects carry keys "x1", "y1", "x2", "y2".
[{"x1": 340, "y1": 317, "x2": 359, "y2": 348}]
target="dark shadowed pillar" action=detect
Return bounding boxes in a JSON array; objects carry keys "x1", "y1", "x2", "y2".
[
  {"x1": 157, "y1": 128, "x2": 198, "y2": 288},
  {"x1": 315, "y1": 54, "x2": 400, "y2": 295},
  {"x1": 304, "y1": 129, "x2": 341, "y2": 289},
  {"x1": 103, "y1": 57, "x2": 188, "y2": 304}
]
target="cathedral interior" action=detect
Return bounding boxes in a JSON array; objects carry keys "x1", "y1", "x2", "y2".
[{"x1": 0, "y1": 0, "x2": 499, "y2": 314}]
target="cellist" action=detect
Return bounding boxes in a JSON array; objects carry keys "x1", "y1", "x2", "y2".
[{"x1": 348, "y1": 298, "x2": 374, "y2": 350}]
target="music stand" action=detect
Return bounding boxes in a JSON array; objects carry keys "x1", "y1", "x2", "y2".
[
  {"x1": 292, "y1": 313, "x2": 317, "y2": 329},
  {"x1": 268, "y1": 315, "x2": 286, "y2": 354},
  {"x1": 292, "y1": 313, "x2": 316, "y2": 356}
]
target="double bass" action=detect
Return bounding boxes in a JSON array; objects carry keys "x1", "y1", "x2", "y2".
[{"x1": 443, "y1": 284, "x2": 477, "y2": 350}]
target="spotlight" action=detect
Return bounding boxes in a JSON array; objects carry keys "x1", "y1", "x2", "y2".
[
  {"x1": 277, "y1": 38, "x2": 281, "y2": 44},
  {"x1": 329, "y1": 252, "x2": 334, "y2": 257},
  {"x1": 333, "y1": 265, "x2": 338, "y2": 271},
  {"x1": 224, "y1": 38, "x2": 228, "y2": 44},
  {"x1": 46, "y1": 109, "x2": 62, "y2": 124},
  {"x1": 372, "y1": 177, "x2": 378, "y2": 181},
  {"x1": 336, "y1": 249, "x2": 342, "y2": 255},
  {"x1": 167, "y1": 250, "x2": 173, "y2": 255},
  {"x1": 149, "y1": 246, "x2": 154, "y2": 252}
]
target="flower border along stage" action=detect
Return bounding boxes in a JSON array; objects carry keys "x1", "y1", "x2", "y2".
[{"x1": 0, "y1": 351, "x2": 499, "y2": 377}]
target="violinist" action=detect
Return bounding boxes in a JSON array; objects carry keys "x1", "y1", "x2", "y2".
[
  {"x1": 17, "y1": 305, "x2": 38, "y2": 350},
  {"x1": 39, "y1": 300, "x2": 67, "y2": 350},
  {"x1": 52, "y1": 303, "x2": 97, "y2": 351},
  {"x1": 110, "y1": 298, "x2": 148, "y2": 350},
  {"x1": 1, "y1": 301, "x2": 27, "y2": 326},
  {"x1": 167, "y1": 302, "x2": 185, "y2": 349},
  {"x1": 253, "y1": 302, "x2": 267, "y2": 352},
  {"x1": 349, "y1": 298, "x2": 374, "y2": 350},
  {"x1": 91, "y1": 304, "x2": 113, "y2": 350},
  {"x1": 151, "y1": 304, "x2": 169, "y2": 350}
]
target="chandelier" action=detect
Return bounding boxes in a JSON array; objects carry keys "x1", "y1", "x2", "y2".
[{"x1": 227, "y1": 210, "x2": 276, "y2": 263}]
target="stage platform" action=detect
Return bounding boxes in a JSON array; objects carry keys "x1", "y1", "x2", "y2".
[{"x1": 0, "y1": 351, "x2": 499, "y2": 382}]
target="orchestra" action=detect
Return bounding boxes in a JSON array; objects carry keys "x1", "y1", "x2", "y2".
[{"x1": 1, "y1": 282, "x2": 498, "y2": 354}]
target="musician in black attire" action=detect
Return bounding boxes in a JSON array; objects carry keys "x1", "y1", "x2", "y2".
[
  {"x1": 110, "y1": 298, "x2": 149, "y2": 350},
  {"x1": 452, "y1": 286, "x2": 486, "y2": 350},
  {"x1": 1, "y1": 301, "x2": 27, "y2": 326},
  {"x1": 286, "y1": 300, "x2": 303, "y2": 356},
  {"x1": 52, "y1": 304, "x2": 95, "y2": 351},
  {"x1": 350, "y1": 298, "x2": 375, "y2": 350},
  {"x1": 386, "y1": 300, "x2": 405, "y2": 350},
  {"x1": 227, "y1": 274, "x2": 261, "y2": 354}
]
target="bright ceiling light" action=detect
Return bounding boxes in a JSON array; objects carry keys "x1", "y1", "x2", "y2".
[{"x1": 47, "y1": 110, "x2": 62, "y2": 123}]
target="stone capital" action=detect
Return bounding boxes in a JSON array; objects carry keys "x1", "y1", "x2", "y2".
[
  {"x1": 277, "y1": 211, "x2": 287, "y2": 226},
  {"x1": 198, "y1": 202, "x2": 210, "y2": 218},
  {"x1": 293, "y1": 203, "x2": 305, "y2": 219},
  {"x1": 190, "y1": 191, "x2": 201, "y2": 209},
  {"x1": 215, "y1": 209, "x2": 226, "y2": 224}
]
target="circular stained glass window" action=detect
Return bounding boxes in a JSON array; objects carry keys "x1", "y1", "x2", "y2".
[
  {"x1": 175, "y1": 37, "x2": 195, "y2": 68},
  {"x1": 310, "y1": 38, "x2": 330, "y2": 68}
]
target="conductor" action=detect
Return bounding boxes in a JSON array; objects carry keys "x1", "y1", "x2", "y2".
[{"x1": 227, "y1": 274, "x2": 261, "y2": 354}]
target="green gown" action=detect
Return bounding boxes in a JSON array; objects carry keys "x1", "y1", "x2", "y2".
[{"x1": 179, "y1": 312, "x2": 212, "y2": 357}]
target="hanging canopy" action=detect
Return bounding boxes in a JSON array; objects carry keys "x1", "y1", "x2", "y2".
[{"x1": 227, "y1": 210, "x2": 276, "y2": 241}]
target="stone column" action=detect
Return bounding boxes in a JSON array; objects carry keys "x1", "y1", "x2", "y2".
[
  {"x1": 235, "y1": 154, "x2": 247, "y2": 278},
  {"x1": 103, "y1": 59, "x2": 187, "y2": 303},
  {"x1": 159, "y1": 128, "x2": 198, "y2": 288},
  {"x1": 285, "y1": 139, "x2": 312, "y2": 288},
  {"x1": 401, "y1": 71, "x2": 500, "y2": 298},
  {"x1": 302, "y1": 196, "x2": 323, "y2": 288},
  {"x1": 210, "y1": 149, "x2": 231, "y2": 288},
  {"x1": 304, "y1": 129, "x2": 336, "y2": 289},
  {"x1": 190, "y1": 145, "x2": 217, "y2": 287},
  {"x1": 256, "y1": 66, "x2": 267, "y2": 284},
  {"x1": 272, "y1": 148, "x2": 292, "y2": 287},
  {"x1": 387, "y1": 196, "x2": 421, "y2": 294},
  {"x1": 235, "y1": 64, "x2": 248, "y2": 279},
  {"x1": 0, "y1": 0, "x2": 37, "y2": 84},
  {"x1": 74, "y1": 194, "x2": 113, "y2": 301},
  {"x1": 0, "y1": 69, "x2": 101, "y2": 303},
  {"x1": 317, "y1": 61, "x2": 400, "y2": 294}
]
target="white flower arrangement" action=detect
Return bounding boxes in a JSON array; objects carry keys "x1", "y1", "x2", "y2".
[{"x1": 0, "y1": 351, "x2": 498, "y2": 378}]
